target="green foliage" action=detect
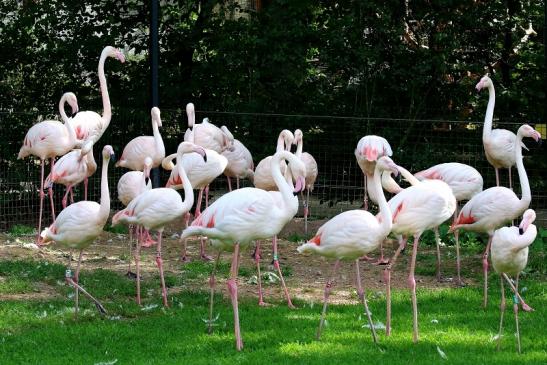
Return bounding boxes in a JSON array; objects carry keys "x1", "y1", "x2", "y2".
[
  {"x1": 7, "y1": 225, "x2": 34, "y2": 236},
  {"x1": 104, "y1": 224, "x2": 128, "y2": 235}
]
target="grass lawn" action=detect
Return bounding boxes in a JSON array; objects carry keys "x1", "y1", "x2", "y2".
[{"x1": 0, "y1": 256, "x2": 546, "y2": 365}]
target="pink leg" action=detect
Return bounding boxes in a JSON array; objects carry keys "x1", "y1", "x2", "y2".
[
  {"x1": 227, "y1": 176, "x2": 232, "y2": 192},
  {"x1": 434, "y1": 227, "x2": 442, "y2": 281},
  {"x1": 385, "y1": 236, "x2": 407, "y2": 336},
  {"x1": 74, "y1": 250, "x2": 83, "y2": 318},
  {"x1": 408, "y1": 234, "x2": 421, "y2": 343},
  {"x1": 508, "y1": 167, "x2": 513, "y2": 190},
  {"x1": 127, "y1": 225, "x2": 133, "y2": 274},
  {"x1": 135, "y1": 232, "x2": 142, "y2": 305},
  {"x1": 69, "y1": 187, "x2": 74, "y2": 204},
  {"x1": 452, "y1": 206, "x2": 464, "y2": 286},
  {"x1": 316, "y1": 259, "x2": 340, "y2": 339},
  {"x1": 513, "y1": 274, "x2": 521, "y2": 353},
  {"x1": 62, "y1": 186, "x2": 71, "y2": 209},
  {"x1": 303, "y1": 189, "x2": 310, "y2": 234},
  {"x1": 48, "y1": 186, "x2": 56, "y2": 219},
  {"x1": 497, "y1": 275, "x2": 506, "y2": 351},
  {"x1": 227, "y1": 243, "x2": 243, "y2": 350},
  {"x1": 181, "y1": 213, "x2": 191, "y2": 262},
  {"x1": 272, "y1": 235, "x2": 295, "y2": 308},
  {"x1": 84, "y1": 177, "x2": 88, "y2": 200},
  {"x1": 373, "y1": 241, "x2": 390, "y2": 265},
  {"x1": 254, "y1": 241, "x2": 266, "y2": 306},
  {"x1": 155, "y1": 231, "x2": 169, "y2": 307},
  {"x1": 236, "y1": 177, "x2": 240, "y2": 190},
  {"x1": 208, "y1": 252, "x2": 221, "y2": 334},
  {"x1": 483, "y1": 235, "x2": 493, "y2": 308},
  {"x1": 194, "y1": 188, "x2": 204, "y2": 218},
  {"x1": 200, "y1": 236, "x2": 213, "y2": 261},
  {"x1": 355, "y1": 259, "x2": 378, "y2": 343},
  {"x1": 37, "y1": 159, "x2": 45, "y2": 244},
  {"x1": 495, "y1": 168, "x2": 500, "y2": 186},
  {"x1": 65, "y1": 266, "x2": 107, "y2": 315},
  {"x1": 363, "y1": 174, "x2": 368, "y2": 211},
  {"x1": 141, "y1": 229, "x2": 157, "y2": 247},
  {"x1": 502, "y1": 273, "x2": 533, "y2": 312}
]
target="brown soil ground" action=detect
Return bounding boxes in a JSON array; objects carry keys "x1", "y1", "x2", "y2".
[{"x1": 0, "y1": 217, "x2": 479, "y2": 304}]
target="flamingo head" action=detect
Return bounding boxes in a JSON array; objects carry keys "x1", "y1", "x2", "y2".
[
  {"x1": 178, "y1": 142, "x2": 207, "y2": 163},
  {"x1": 220, "y1": 126, "x2": 235, "y2": 152},
  {"x1": 475, "y1": 74, "x2": 491, "y2": 91},
  {"x1": 80, "y1": 139, "x2": 94, "y2": 158},
  {"x1": 102, "y1": 145, "x2": 115, "y2": 162},
  {"x1": 518, "y1": 124, "x2": 542, "y2": 143},
  {"x1": 151, "y1": 107, "x2": 162, "y2": 127},
  {"x1": 286, "y1": 154, "x2": 306, "y2": 195},
  {"x1": 186, "y1": 103, "x2": 195, "y2": 128},
  {"x1": 294, "y1": 129, "x2": 303, "y2": 145},
  {"x1": 64, "y1": 92, "x2": 79, "y2": 116},
  {"x1": 519, "y1": 209, "x2": 536, "y2": 235},
  {"x1": 113, "y1": 47, "x2": 126, "y2": 63},
  {"x1": 143, "y1": 157, "x2": 153, "y2": 185},
  {"x1": 281, "y1": 129, "x2": 295, "y2": 152},
  {"x1": 376, "y1": 156, "x2": 399, "y2": 177}
]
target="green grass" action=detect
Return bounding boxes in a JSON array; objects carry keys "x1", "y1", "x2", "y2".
[
  {"x1": 7, "y1": 224, "x2": 35, "y2": 236},
  {"x1": 0, "y1": 258, "x2": 546, "y2": 364}
]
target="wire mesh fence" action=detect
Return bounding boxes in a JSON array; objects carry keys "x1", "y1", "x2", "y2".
[{"x1": 1, "y1": 107, "x2": 545, "y2": 232}]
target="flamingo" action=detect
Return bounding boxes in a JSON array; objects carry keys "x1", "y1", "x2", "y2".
[
  {"x1": 450, "y1": 124, "x2": 540, "y2": 308},
  {"x1": 354, "y1": 135, "x2": 393, "y2": 211},
  {"x1": 117, "y1": 157, "x2": 153, "y2": 276},
  {"x1": 40, "y1": 145, "x2": 115, "y2": 317},
  {"x1": 18, "y1": 92, "x2": 81, "y2": 243},
  {"x1": 179, "y1": 150, "x2": 307, "y2": 351},
  {"x1": 44, "y1": 139, "x2": 97, "y2": 209},
  {"x1": 183, "y1": 103, "x2": 234, "y2": 153},
  {"x1": 491, "y1": 209, "x2": 537, "y2": 353},
  {"x1": 112, "y1": 142, "x2": 206, "y2": 306},
  {"x1": 116, "y1": 107, "x2": 165, "y2": 170},
  {"x1": 383, "y1": 176, "x2": 456, "y2": 341},
  {"x1": 69, "y1": 46, "x2": 125, "y2": 143},
  {"x1": 163, "y1": 144, "x2": 227, "y2": 261},
  {"x1": 253, "y1": 129, "x2": 294, "y2": 191},
  {"x1": 297, "y1": 156, "x2": 399, "y2": 343},
  {"x1": 294, "y1": 129, "x2": 318, "y2": 234},
  {"x1": 476, "y1": 74, "x2": 528, "y2": 187},
  {"x1": 221, "y1": 126, "x2": 254, "y2": 191}
]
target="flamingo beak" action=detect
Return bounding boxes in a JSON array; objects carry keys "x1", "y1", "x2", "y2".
[
  {"x1": 194, "y1": 146, "x2": 207, "y2": 162},
  {"x1": 110, "y1": 152, "x2": 116, "y2": 163},
  {"x1": 117, "y1": 50, "x2": 126, "y2": 63},
  {"x1": 532, "y1": 131, "x2": 541, "y2": 143},
  {"x1": 475, "y1": 81, "x2": 483, "y2": 91},
  {"x1": 519, "y1": 219, "x2": 531, "y2": 235},
  {"x1": 145, "y1": 177, "x2": 150, "y2": 186},
  {"x1": 293, "y1": 176, "x2": 305, "y2": 195}
]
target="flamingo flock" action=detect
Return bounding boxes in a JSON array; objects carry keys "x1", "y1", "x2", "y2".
[{"x1": 18, "y1": 46, "x2": 541, "y2": 353}]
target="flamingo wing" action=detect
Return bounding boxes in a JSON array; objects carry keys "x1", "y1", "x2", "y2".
[{"x1": 118, "y1": 136, "x2": 156, "y2": 170}]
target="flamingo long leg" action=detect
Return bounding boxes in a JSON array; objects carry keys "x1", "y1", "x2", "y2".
[
  {"x1": 62, "y1": 186, "x2": 71, "y2": 209},
  {"x1": 409, "y1": 234, "x2": 421, "y2": 343},
  {"x1": 74, "y1": 249, "x2": 83, "y2": 318},
  {"x1": 495, "y1": 168, "x2": 500, "y2": 187},
  {"x1": 135, "y1": 232, "x2": 142, "y2": 305},
  {"x1": 355, "y1": 259, "x2": 377, "y2": 344},
  {"x1": 508, "y1": 167, "x2": 513, "y2": 190},
  {"x1": 49, "y1": 158, "x2": 56, "y2": 219},
  {"x1": 227, "y1": 243, "x2": 243, "y2": 350},
  {"x1": 452, "y1": 206, "x2": 464, "y2": 286},
  {"x1": 434, "y1": 227, "x2": 442, "y2": 281},
  {"x1": 195, "y1": 188, "x2": 204, "y2": 218},
  {"x1": 385, "y1": 236, "x2": 407, "y2": 336},
  {"x1": 37, "y1": 159, "x2": 45, "y2": 244},
  {"x1": 502, "y1": 273, "x2": 533, "y2": 311},
  {"x1": 84, "y1": 177, "x2": 88, "y2": 200},
  {"x1": 363, "y1": 174, "x2": 368, "y2": 211},
  {"x1": 483, "y1": 234, "x2": 493, "y2": 308},
  {"x1": 303, "y1": 189, "x2": 310, "y2": 234},
  {"x1": 514, "y1": 274, "x2": 521, "y2": 353},
  {"x1": 254, "y1": 241, "x2": 266, "y2": 306},
  {"x1": 65, "y1": 276, "x2": 107, "y2": 315},
  {"x1": 236, "y1": 177, "x2": 240, "y2": 190},
  {"x1": 497, "y1": 275, "x2": 506, "y2": 351},
  {"x1": 155, "y1": 230, "x2": 169, "y2": 307},
  {"x1": 272, "y1": 235, "x2": 294, "y2": 308},
  {"x1": 127, "y1": 225, "x2": 133, "y2": 275},
  {"x1": 316, "y1": 259, "x2": 340, "y2": 340},
  {"x1": 208, "y1": 252, "x2": 221, "y2": 335},
  {"x1": 69, "y1": 187, "x2": 74, "y2": 204},
  {"x1": 181, "y1": 213, "x2": 191, "y2": 262},
  {"x1": 227, "y1": 176, "x2": 232, "y2": 192}
]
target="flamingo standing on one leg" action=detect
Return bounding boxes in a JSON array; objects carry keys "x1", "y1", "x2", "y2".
[
  {"x1": 18, "y1": 92, "x2": 81, "y2": 243},
  {"x1": 294, "y1": 129, "x2": 318, "y2": 235},
  {"x1": 221, "y1": 126, "x2": 254, "y2": 191},
  {"x1": 116, "y1": 107, "x2": 165, "y2": 170},
  {"x1": 113, "y1": 142, "x2": 206, "y2": 306},
  {"x1": 450, "y1": 124, "x2": 540, "y2": 308},
  {"x1": 40, "y1": 145, "x2": 115, "y2": 317},
  {"x1": 297, "y1": 156, "x2": 399, "y2": 343},
  {"x1": 117, "y1": 157, "x2": 152, "y2": 276},
  {"x1": 44, "y1": 139, "x2": 97, "y2": 209},
  {"x1": 180, "y1": 150, "x2": 307, "y2": 351},
  {"x1": 476, "y1": 74, "x2": 528, "y2": 188},
  {"x1": 491, "y1": 209, "x2": 537, "y2": 353}
]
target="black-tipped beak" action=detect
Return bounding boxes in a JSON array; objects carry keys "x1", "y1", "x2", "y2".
[
  {"x1": 145, "y1": 177, "x2": 150, "y2": 186},
  {"x1": 396, "y1": 172, "x2": 402, "y2": 184},
  {"x1": 110, "y1": 153, "x2": 116, "y2": 163},
  {"x1": 202, "y1": 154, "x2": 207, "y2": 163},
  {"x1": 71, "y1": 111, "x2": 79, "y2": 118},
  {"x1": 537, "y1": 139, "x2": 543, "y2": 146},
  {"x1": 519, "y1": 227, "x2": 524, "y2": 235}
]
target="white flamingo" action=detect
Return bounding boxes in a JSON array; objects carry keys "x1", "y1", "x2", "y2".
[
  {"x1": 294, "y1": 129, "x2": 318, "y2": 234},
  {"x1": 180, "y1": 150, "x2": 306, "y2": 351},
  {"x1": 184, "y1": 103, "x2": 234, "y2": 153},
  {"x1": 297, "y1": 156, "x2": 399, "y2": 343},
  {"x1": 40, "y1": 145, "x2": 115, "y2": 317},
  {"x1": 116, "y1": 107, "x2": 165, "y2": 170},
  {"x1": 253, "y1": 129, "x2": 294, "y2": 191},
  {"x1": 451, "y1": 124, "x2": 540, "y2": 308},
  {"x1": 491, "y1": 209, "x2": 537, "y2": 353},
  {"x1": 18, "y1": 92, "x2": 80, "y2": 243},
  {"x1": 69, "y1": 46, "x2": 125, "y2": 143},
  {"x1": 476, "y1": 74, "x2": 528, "y2": 187},
  {"x1": 221, "y1": 126, "x2": 254, "y2": 191},
  {"x1": 112, "y1": 142, "x2": 206, "y2": 306}
]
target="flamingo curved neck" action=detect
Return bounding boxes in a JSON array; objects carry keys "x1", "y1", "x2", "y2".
[
  {"x1": 152, "y1": 118, "x2": 165, "y2": 157},
  {"x1": 99, "y1": 155, "x2": 111, "y2": 219},
  {"x1": 275, "y1": 134, "x2": 286, "y2": 153},
  {"x1": 271, "y1": 151, "x2": 297, "y2": 210},
  {"x1": 514, "y1": 131, "x2": 531, "y2": 209},
  {"x1": 59, "y1": 96, "x2": 77, "y2": 145},
  {"x1": 295, "y1": 137, "x2": 303, "y2": 157},
  {"x1": 398, "y1": 166, "x2": 420, "y2": 186},
  {"x1": 98, "y1": 49, "x2": 112, "y2": 129},
  {"x1": 482, "y1": 82, "x2": 495, "y2": 140},
  {"x1": 372, "y1": 166, "x2": 392, "y2": 236},
  {"x1": 86, "y1": 146, "x2": 97, "y2": 173},
  {"x1": 176, "y1": 152, "x2": 195, "y2": 213}
]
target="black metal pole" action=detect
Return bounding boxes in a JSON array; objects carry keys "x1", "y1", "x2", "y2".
[
  {"x1": 544, "y1": 0, "x2": 546, "y2": 123},
  {"x1": 150, "y1": 0, "x2": 160, "y2": 187}
]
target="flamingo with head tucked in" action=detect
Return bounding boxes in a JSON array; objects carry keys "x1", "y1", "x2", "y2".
[
  {"x1": 491, "y1": 209, "x2": 537, "y2": 353},
  {"x1": 180, "y1": 150, "x2": 306, "y2": 351},
  {"x1": 40, "y1": 145, "x2": 115, "y2": 317},
  {"x1": 221, "y1": 126, "x2": 254, "y2": 191},
  {"x1": 69, "y1": 46, "x2": 125, "y2": 143},
  {"x1": 18, "y1": 92, "x2": 81, "y2": 243},
  {"x1": 297, "y1": 156, "x2": 399, "y2": 343},
  {"x1": 294, "y1": 129, "x2": 318, "y2": 234},
  {"x1": 113, "y1": 142, "x2": 206, "y2": 306},
  {"x1": 183, "y1": 103, "x2": 234, "y2": 153},
  {"x1": 253, "y1": 129, "x2": 295, "y2": 191},
  {"x1": 451, "y1": 124, "x2": 540, "y2": 308}
]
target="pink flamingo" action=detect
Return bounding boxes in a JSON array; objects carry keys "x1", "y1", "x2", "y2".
[
  {"x1": 180, "y1": 150, "x2": 306, "y2": 351},
  {"x1": 69, "y1": 46, "x2": 125, "y2": 143},
  {"x1": 44, "y1": 139, "x2": 97, "y2": 208},
  {"x1": 476, "y1": 75, "x2": 528, "y2": 187},
  {"x1": 221, "y1": 126, "x2": 254, "y2": 191},
  {"x1": 116, "y1": 107, "x2": 165, "y2": 170},
  {"x1": 253, "y1": 129, "x2": 294, "y2": 191},
  {"x1": 183, "y1": 103, "x2": 234, "y2": 153},
  {"x1": 450, "y1": 124, "x2": 540, "y2": 308},
  {"x1": 163, "y1": 145, "x2": 227, "y2": 261},
  {"x1": 117, "y1": 157, "x2": 152, "y2": 275},
  {"x1": 297, "y1": 156, "x2": 399, "y2": 343},
  {"x1": 40, "y1": 145, "x2": 115, "y2": 317},
  {"x1": 491, "y1": 209, "x2": 537, "y2": 353},
  {"x1": 113, "y1": 142, "x2": 206, "y2": 307},
  {"x1": 383, "y1": 176, "x2": 456, "y2": 342},
  {"x1": 18, "y1": 92, "x2": 80, "y2": 243},
  {"x1": 294, "y1": 129, "x2": 318, "y2": 234},
  {"x1": 355, "y1": 135, "x2": 393, "y2": 211}
]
